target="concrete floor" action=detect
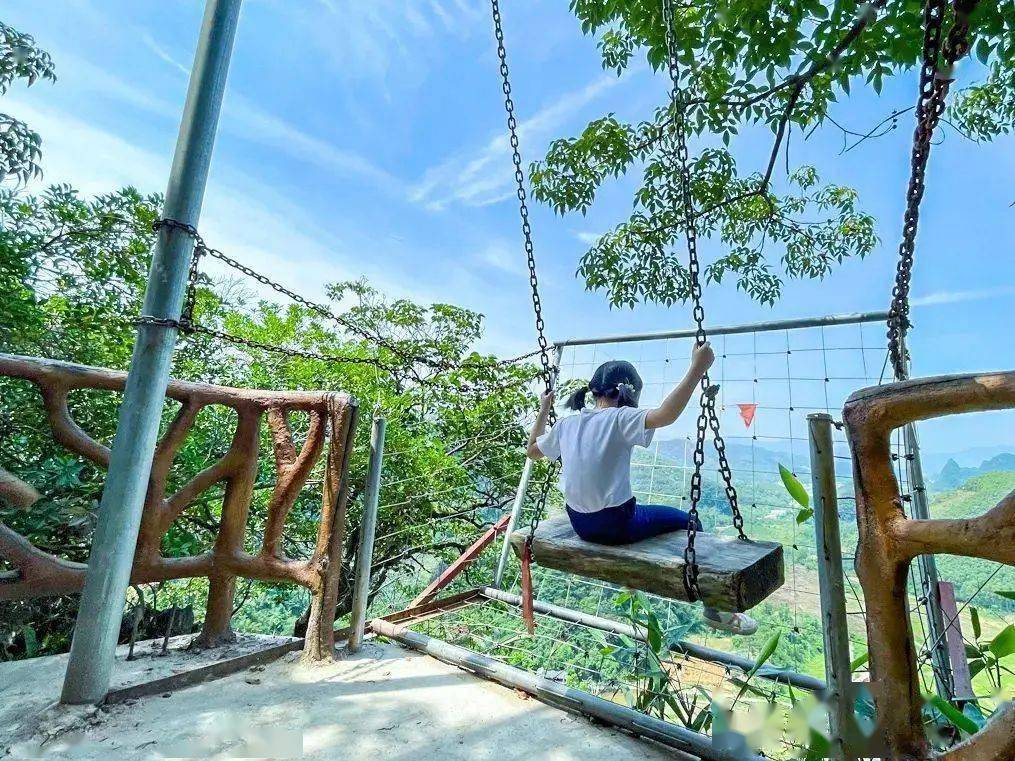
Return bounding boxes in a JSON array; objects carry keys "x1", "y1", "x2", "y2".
[{"x1": 1, "y1": 639, "x2": 680, "y2": 759}]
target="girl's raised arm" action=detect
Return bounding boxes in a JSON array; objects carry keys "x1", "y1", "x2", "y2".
[
  {"x1": 526, "y1": 390, "x2": 555, "y2": 459},
  {"x1": 645, "y1": 343, "x2": 715, "y2": 430}
]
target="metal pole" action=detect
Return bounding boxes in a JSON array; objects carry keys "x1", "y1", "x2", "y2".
[
  {"x1": 371, "y1": 619, "x2": 765, "y2": 761},
  {"x1": 480, "y1": 587, "x2": 826, "y2": 693},
  {"x1": 60, "y1": 0, "x2": 243, "y2": 705},
  {"x1": 493, "y1": 458, "x2": 533, "y2": 588},
  {"x1": 555, "y1": 311, "x2": 889, "y2": 349},
  {"x1": 807, "y1": 413, "x2": 853, "y2": 760},
  {"x1": 493, "y1": 344, "x2": 562, "y2": 588},
  {"x1": 904, "y1": 422, "x2": 953, "y2": 699},
  {"x1": 895, "y1": 332, "x2": 953, "y2": 699},
  {"x1": 349, "y1": 416, "x2": 386, "y2": 652}
]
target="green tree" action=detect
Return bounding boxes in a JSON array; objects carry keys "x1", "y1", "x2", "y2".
[
  {"x1": 0, "y1": 21, "x2": 56, "y2": 186},
  {"x1": 0, "y1": 184, "x2": 539, "y2": 657},
  {"x1": 532, "y1": 1, "x2": 1012, "y2": 307}
]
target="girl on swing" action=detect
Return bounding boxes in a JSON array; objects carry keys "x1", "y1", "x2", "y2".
[{"x1": 526, "y1": 344, "x2": 758, "y2": 635}]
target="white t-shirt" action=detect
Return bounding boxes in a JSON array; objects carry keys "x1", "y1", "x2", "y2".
[{"x1": 535, "y1": 406, "x2": 654, "y2": 513}]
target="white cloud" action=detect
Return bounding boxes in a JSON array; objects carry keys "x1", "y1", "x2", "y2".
[
  {"x1": 410, "y1": 74, "x2": 625, "y2": 211},
  {"x1": 2, "y1": 97, "x2": 418, "y2": 307},
  {"x1": 47, "y1": 49, "x2": 181, "y2": 121},
  {"x1": 303, "y1": 1, "x2": 481, "y2": 91},
  {"x1": 140, "y1": 32, "x2": 191, "y2": 77},
  {"x1": 34, "y1": 42, "x2": 405, "y2": 199},
  {"x1": 911, "y1": 286, "x2": 1015, "y2": 307},
  {"x1": 574, "y1": 231, "x2": 602, "y2": 245},
  {"x1": 222, "y1": 94, "x2": 407, "y2": 198},
  {"x1": 476, "y1": 240, "x2": 525, "y2": 276}
]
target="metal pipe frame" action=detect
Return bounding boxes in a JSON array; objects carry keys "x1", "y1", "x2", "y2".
[
  {"x1": 480, "y1": 587, "x2": 826, "y2": 693},
  {"x1": 371, "y1": 618, "x2": 765, "y2": 761},
  {"x1": 554, "y1": 311, "x2": 889, "y2": 349}
]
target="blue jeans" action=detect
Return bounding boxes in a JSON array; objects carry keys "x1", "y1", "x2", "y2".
[{"x1": 565, "y1": 497, "x2": 702, "y2": 545}]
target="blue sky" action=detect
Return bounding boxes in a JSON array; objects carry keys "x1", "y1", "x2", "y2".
[{"x1": 3, "y1": 0, "x2": 1013, "y2": 455}]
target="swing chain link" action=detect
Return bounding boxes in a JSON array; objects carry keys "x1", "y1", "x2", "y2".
[
  {"x1": 139, "y1": 219, "x2": 542, "y2": 373},
  {"x1": 888, "y1": 0, "x2": 978, "y2": 380},
  {"x1": 662, "y1": 0, "x2": 747, "y2": 602},
  {"x1": 489, "y1": 0, "x2": 559, "y2": 545}
]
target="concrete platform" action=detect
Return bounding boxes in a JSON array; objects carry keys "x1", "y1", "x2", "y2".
[{"x1": 1, "y1": 638, "x2": 680, "y2": 759}]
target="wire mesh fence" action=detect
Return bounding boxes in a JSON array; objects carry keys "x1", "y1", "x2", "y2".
[{"x1": 358, "y1": 312, "x2": 1014, "y2": 757}]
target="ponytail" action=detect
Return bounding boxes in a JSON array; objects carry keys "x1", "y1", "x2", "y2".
[
  {"x1": 614, "y1": 382, "x2": 638, "y2": 408},
  {"x1": 564, "y1": 384, "x2": 590, "y2": 411}
]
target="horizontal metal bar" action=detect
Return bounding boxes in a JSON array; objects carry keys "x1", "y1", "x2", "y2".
[
  {"x1": 554, "y1": 311, "x2": 889, "y2": 349},
  {"x1": 372, "y1": 618, "x2": 763, "y2": 761},
  {"x1": 481, "y1": 587, "x2": 826, "y2": 693}
]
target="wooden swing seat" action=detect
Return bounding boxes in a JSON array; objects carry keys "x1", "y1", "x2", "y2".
[{"x1": 510, "y1": 514, "x2": 784, "y2": 612}]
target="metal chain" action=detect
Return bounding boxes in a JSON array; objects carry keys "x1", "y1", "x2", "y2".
[
  {"x1": 888, "y1": 0, "x2": 978, "y2": 379},
  {"x1": 489, "y1": 0, "x2": 559, "y2": 542},
  {"x1": 662, "y1": 0, "x2": 747, "y2": 602},
  {"x1": 145, "y1": 219, "x2": 541, "y2": 374}
]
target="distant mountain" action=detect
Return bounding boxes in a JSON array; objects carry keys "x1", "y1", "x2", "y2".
[
  {"x1": 920, "y1": 444, "x2": 1015, "y2": 475},
  {"x1": 651, "y1": 437, "x2": 852, "y2": 479},
  {"x1": 932, "y1": 452, "x2": 1015, "y2": 491}
]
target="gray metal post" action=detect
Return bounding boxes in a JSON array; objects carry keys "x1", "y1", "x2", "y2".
[
  {"x1": 904, "y1": 422, "x2": 953, "y2": 699},
  {"x1": 348, "y1": 416, "x2": 386, "y2": 652},
  {"x1": 493, "y1": 344, "x2": 562, "y2": 588},
  {"x1": 60, "y1": 0, "x2": 243, "y2": 705},
  {"x1": 895, "y1": 332, "x2": 953, "y2": 699},
  {"x1": 807, "y1": 413, "x2": 853, "y2": 760}
]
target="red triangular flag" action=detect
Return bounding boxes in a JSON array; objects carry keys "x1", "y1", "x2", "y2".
[{"x1": 738, "y1": 403, "x2": 758, "y2": 429}]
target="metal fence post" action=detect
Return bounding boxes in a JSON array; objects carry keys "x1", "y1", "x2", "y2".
[
  {"x1": 808, "y1": 413, "x2": 853, "y2": 760},
  {"x1": 895, "y1": 331, "x2": 954, "y2": 699},
  {"x1": 493, "y1": 344, "x2": 562, "y2": 589},
  {"x1": 60, "y1": 0, "x2": 243, "y2": 705},
  {"x1": 348, "y1": 416, "x2": 386, "y2": 652},
  {"x1": 903, "y1": 422, "x2": 954, "y2": 699}
]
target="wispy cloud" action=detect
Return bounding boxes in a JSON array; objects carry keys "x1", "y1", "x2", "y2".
[
  {"x1": 573, "y1": 231, "x2": 602, "y2": 245},
  {"x1": 475, "y1": 239, "x2": 526, "y2": 276},
  {"x1": 140, "y1": 32, "x2": 190, "y2": 77},
  {"x1": 223, "y1": 94, "x2": 407, "y2": 198},
  {"x1": 304, "y1": 1, "x2": 481, "y2": 92},
  {"x1": 4, "y1": 97, "x2": 422, "y2": 307},
  {"x1": 410, "y1": 74, "x2": 625, "y2": 211},
  {"x1": 37, "y1": 42, "x2": 405, "y2": 199},
  {"x1": 911, "y1": 286, "x2": 1015, "y2": 307}
]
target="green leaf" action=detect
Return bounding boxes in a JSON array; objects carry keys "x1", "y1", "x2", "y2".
[
  {"x1": 748, "y1": 632, "x2": 781, "y2": 678},
  {"x1": 975, "y1": 38, "x2": 991, "y2": 65},
  {"x1": 779, "y1": 464, "x2": 809, "y2": 508},
  {"x1": 971, "y1": 607, "x2": 981, "y2": 640},
  {"x1": 730, "y1": 676, "x2": 770, "y2": 699},
  {"x1": 850, "y1": 650, "x2": 869, "y2": 672},
  {"x1": 989, "y1": 624, "x2": 1015, "y2": 659},
  {"x1": 995, "y1": 590, "x2": 1015, "y2": 601},
  {"x1": 968, "y1": 658, "x2": 986, "y2": 679},
  {"x1": 924, "y1": 693, "x2": 979, "y2": 735},
  {"x1": 796, "y1": 507, "x2": 814, "y2": 524}
]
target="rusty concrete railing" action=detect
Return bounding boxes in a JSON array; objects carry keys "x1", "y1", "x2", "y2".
[
  {"x1": 844, "y1": 372, "x2": 1015, "y2": 760},
  {"x1": 0, "y1": 354, "x2": 358, "y2": 661}
]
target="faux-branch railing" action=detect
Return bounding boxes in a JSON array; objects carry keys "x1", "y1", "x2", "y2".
[
  {"x1": 0, "y1": 354, "x2": 358, "y2": 661},
  {"x1": 844, "y1": 372, "x2": 1015, "y2": 760}
]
